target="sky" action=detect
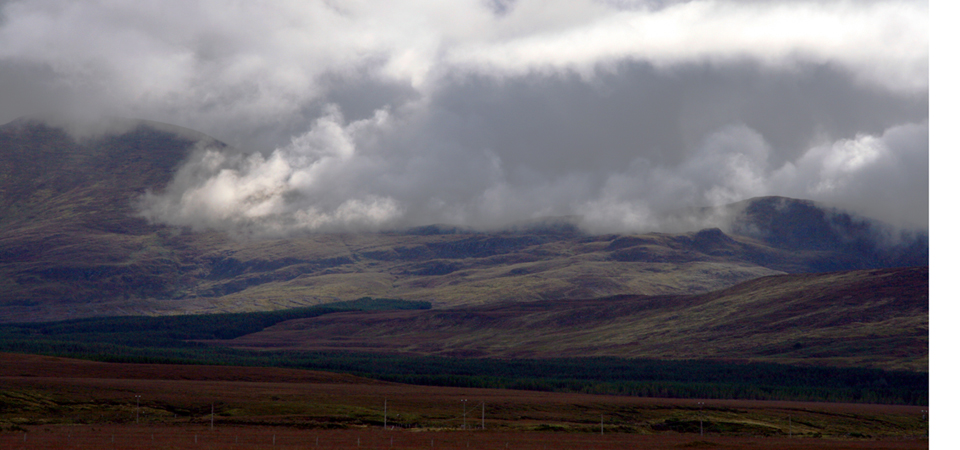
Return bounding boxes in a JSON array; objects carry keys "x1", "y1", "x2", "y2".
[{"x1": 0, "y1": 0, "x2": 929, "y2": 235}]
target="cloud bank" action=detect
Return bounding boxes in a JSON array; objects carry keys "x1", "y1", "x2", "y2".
[{"x1": 0, "y1": 0, "x2": 928, "y2": 235}]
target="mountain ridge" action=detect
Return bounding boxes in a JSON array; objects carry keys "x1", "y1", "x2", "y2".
[{"x1": 0, "y1": 118, "x2": 928, "y2": 323}]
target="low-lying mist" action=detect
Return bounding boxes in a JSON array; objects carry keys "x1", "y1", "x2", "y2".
[{"x1": 135, "y1": 106, "x2": 927, "y2": 237}]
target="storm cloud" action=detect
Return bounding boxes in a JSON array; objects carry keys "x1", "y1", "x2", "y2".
[{"x1": 0, "y1": 0, "x2": 928, "y2": 235}]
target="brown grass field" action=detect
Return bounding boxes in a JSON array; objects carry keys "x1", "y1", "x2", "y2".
[{"x1": 0, "y1": 353, "x2": 928, "y2": 449}]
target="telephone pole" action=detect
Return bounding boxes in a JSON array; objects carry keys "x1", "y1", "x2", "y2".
[{"x1": 698, "y1": 402, "x2": 704, "y2": 437}]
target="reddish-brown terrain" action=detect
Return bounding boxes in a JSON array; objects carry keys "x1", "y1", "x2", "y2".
[{"x1": 0, "y1": 353, "x2": 928, "y2": 449}]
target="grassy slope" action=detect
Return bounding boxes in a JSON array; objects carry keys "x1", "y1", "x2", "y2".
[
  {"x1": 193, "y1": 231, "x2": 787, "y2": 309},
  {"x1": 220, "y1": 267, "x2": 927, "y2": 372}
]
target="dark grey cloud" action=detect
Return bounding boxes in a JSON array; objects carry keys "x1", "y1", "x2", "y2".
[
  {"x1": 429, "y1": 61, "x2": 927, "y2": 173},
  {"x1": 0, "y1": 61, "x2": 64, "y2": 122}
]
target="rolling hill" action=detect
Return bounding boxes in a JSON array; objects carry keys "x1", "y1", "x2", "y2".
[{"x1": 216, "y1": 266, "x2": 927, "y2": 372}]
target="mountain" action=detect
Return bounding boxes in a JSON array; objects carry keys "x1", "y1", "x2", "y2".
[
  {"x1": 709, "y1": 196, "x2": 927, "y2": 271},
  {"x1": 0, "y1": 118, "x2": 928, "y2": 322}
]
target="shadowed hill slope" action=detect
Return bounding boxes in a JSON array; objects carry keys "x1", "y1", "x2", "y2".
[
  {"x1": 0, "y1": 119, "x2": 223, "y2": 308},
  {"x1": 726, "y1": 196, "x2": 927, "y2": 271}
]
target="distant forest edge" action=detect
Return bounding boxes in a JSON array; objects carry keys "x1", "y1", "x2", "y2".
[
  {"x1": 0, "y1": 299, "x2": 927, "y2": 406},
  {"x1": 0, "y1": 297, "x2": 429, "y2": 341}
]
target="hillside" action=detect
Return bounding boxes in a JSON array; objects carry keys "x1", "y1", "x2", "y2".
[
  {"x1": 0, "y1": 118, "x2": 928, "y2": 322},
  {"x1": 218, "y1": 266, "x2": 928, "y2": 372}
]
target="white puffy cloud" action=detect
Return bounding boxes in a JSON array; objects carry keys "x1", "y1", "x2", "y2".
[
  {"x1": 138, "y1": 107, "x2": 406, "y2": 234},
  {"x1": 771, "y1": 122, "x2": 928, "y2": 228},
  {"x1": 137, "y1": 97, "x2": 926, "y2": 235},
  {"x1": 576, "y1": 121, "x2": 928, "y2": 233}
]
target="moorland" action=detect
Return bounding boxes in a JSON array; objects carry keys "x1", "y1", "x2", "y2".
[{"x1": 0, "y1": 352, "x2": 929, "y2": 449}]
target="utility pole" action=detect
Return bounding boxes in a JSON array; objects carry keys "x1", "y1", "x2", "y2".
[
  {"x1": 698, "y1": 402, "x2": 704, "y2": 437},
  {"x1": 135, "y1": 395, "x2": 141, "y2": 424},
  {"x1": 384, "y1": 399, "x2": 388, "y2": 429}
]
